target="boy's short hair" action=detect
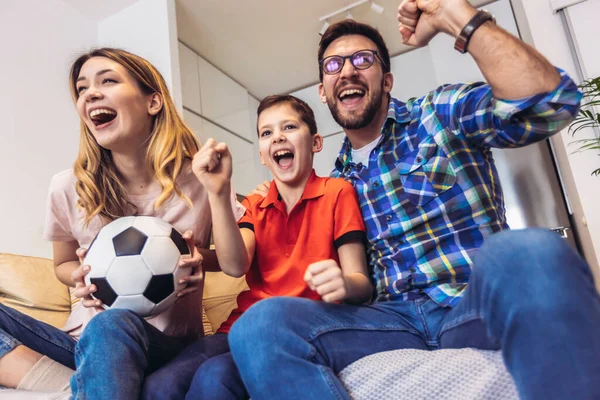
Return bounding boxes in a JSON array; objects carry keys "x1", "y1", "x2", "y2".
[
  {"x1": 317, "y1": 20, "x2": 391, "y2": 82},
  {"x1": 257, "y1": 95, "x2": 318, "y2": 136}
]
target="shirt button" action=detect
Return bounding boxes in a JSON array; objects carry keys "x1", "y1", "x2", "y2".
[
  {"x1": 386, "y1": 215, "x2": 393, "y2": 222},
  {"x1": 373, "y1": 181, "x2": 380, "y2": 188},
  {"x1": 415, "y1": 156, "x2": 423, "y2": 163}
]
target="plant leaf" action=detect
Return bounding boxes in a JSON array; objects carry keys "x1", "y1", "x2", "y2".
[{"x1": 568, "y1": 77, "x2": 600, "y2": 175}]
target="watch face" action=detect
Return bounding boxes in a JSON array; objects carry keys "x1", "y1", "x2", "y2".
[{"x1": 454, "y1": 36, "x2": 468, "y2": 53}]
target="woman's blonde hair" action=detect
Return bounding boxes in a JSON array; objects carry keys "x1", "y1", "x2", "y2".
[{"x1": 69, "y1": 48, "x2": 200, "y2": 225}]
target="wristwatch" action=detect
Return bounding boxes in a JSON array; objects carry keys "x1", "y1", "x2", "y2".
[{"x1": 454, "y1": 10, "x2": 495, "y2": 54}]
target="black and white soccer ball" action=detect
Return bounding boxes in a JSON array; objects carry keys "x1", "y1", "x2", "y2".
[{"x1": 83, "y1": 216, "x2": 191, "y2": 317}]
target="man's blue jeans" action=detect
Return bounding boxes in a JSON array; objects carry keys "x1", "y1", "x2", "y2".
[
  {"x1": 71, "y1": 309, "x2": 230, "y2": 400},
  {"x1": 0, "y1": 303, "x2": 76, "y2": 369},
  {"x1": 229, "y1": 229, "x2": 600, "y2": 400}
]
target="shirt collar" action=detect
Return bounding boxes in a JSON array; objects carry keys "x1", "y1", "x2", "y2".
[
  {"x1": 386, "y1": 96, "x2": 412, "y2": 125},
  {"x1": 259, "y1": 170, "x2": 324, "y2": 209},
  {"x1": 335, "y1": 96, "x2": 411, "y2": 172}
]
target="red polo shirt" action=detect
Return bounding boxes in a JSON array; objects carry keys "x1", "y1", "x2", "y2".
[{"x1": 218, "y1": 171, "x2": 366, "y2": 333}]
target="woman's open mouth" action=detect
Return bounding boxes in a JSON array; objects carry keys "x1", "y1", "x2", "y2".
[{"x1": 89, "y1": 108, "x2": 118, "y2": 128}]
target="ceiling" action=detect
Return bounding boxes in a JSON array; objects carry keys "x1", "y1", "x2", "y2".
[
  {"x1": 62, "y1": 0, "x2": 141, "y2": 19},
  {"x1": 176, "y1": 0, "x2": 495, "y2": 99},
  {"x1": 63, "y1": 0, "x2": 495, "y2": 99}
]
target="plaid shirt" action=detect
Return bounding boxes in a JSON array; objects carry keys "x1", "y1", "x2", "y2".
[{"x1": 331, "y1": 69, "x2": 581, "y2": 306}]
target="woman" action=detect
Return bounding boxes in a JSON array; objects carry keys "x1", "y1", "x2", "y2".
[{"x1": 0, "y1": 48, "x2": 243, "y2": 399}]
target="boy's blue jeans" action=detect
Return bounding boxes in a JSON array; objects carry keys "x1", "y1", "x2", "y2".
[
  {"x1": 229, "y1": 229, "x2": 600, "y2": 400},
  {"x1": 186, "y1": 351, "x2": 247, "y2": 399}
]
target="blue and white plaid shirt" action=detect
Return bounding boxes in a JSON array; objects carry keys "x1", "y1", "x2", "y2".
[{"x1": 331, "y1": 69, "x2": 581, "y2": 306}]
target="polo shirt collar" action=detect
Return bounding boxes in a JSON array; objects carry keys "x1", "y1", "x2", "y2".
[
  {"x1": 259, "y1": 170, "x2": 324, "y2": 209},
  {"x1": 301, "y1": 170, "x2": 326, "y2": 200}
]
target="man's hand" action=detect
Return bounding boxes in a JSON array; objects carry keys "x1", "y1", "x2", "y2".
[
  {"x1": 251, "y1": 180, "x2": 270, "y2": 197},
  {"x1": 397, "y1": 0, "x2": 477, "y2": 47},
  {"x1": 192, "y1": 138, "x2": 233, "y2": 196},
  {"x1": 304, "y1": 260, "x2": 348, "y2": 303}
]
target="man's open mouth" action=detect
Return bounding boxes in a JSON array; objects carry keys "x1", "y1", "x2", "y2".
[
  {"x1": 273, "y1": 149, "x2": 294, "y2": 168},
  {"x1": 338, "y1": 88, "x2": 366, "y2": 105},
  {"x1": 89, "y1": 108, "x2": 118, "y2": 127}
]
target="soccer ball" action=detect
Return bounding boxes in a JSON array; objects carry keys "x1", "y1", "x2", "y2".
[{"x1": 83, "y1": 216, "x2": 191, "y2": 317}]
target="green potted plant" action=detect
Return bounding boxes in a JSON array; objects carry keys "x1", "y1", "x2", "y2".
[{"x1": 569, "y1": 76, "x2": 600, "y2": 176}]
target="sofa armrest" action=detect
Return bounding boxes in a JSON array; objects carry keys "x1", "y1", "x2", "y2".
[{"x1": 0, "y1": 253, "x2": 71, "y2": 329}]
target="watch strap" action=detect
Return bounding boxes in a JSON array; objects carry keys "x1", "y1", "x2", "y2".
[{"x1": 454, "y1": 10, "x2": 495, "y2": 54}]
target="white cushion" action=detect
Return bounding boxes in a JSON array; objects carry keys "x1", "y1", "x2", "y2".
[
  {"x1": 339, "y1": 348, "x2": 518, "y2": 400},
  {"x1": 0, "y1": 388, "x2": 66, "y2": 399}
]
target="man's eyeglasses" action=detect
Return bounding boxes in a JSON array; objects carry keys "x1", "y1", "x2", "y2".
[{"x1": 319, "y1": 49, "x2": 385, "y2": 75}]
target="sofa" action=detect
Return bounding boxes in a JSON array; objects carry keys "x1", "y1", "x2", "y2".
[{"x1": 0, "y1": 252, "x2": 518, "y2": 399}]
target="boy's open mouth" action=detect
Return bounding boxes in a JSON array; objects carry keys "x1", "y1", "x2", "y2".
[
  {"x1": 273, "y1": 149, "x2": 294, "y2": 168},
  {"x1": 338, "y1": 88, "x2": 366, "y2": 106},
  {"x1": 89, "y1": 108, "x2": 118, "y2": 127}
]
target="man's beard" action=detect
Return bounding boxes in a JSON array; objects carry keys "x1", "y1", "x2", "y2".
[{"x1": 327, "y1": 79, "x2": 384, "y2": 130}]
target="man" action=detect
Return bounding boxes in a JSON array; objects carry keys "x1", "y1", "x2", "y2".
[{"x1": 229, "y1": 1, "x2": 600, "y2": 399}]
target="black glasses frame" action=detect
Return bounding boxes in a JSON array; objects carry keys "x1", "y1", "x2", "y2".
[{"x1": 319, "y1": 49, "x2": 385, "y2": 75}]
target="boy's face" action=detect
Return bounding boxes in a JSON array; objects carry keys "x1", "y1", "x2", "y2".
[{"x1": 258, "y1": 104, "x2": 323, "y2": 187}]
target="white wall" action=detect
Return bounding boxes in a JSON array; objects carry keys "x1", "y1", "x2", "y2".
[
  {"x1": 248, "y1": 95, "x2": 272, "y2": 183},
  {"x1": 97, "y1": 0, "x2": 182, "y2": 110},
  {"x1": 566, "y1": 1, "x2": 600, "y2": 77},
  {"x1": 561, "y1": 0, "x2": 600, "y2": 272},
  {"x1": 0, "y1": 0, "x2": 97, "y2": 258},
  {"x1": 315, "y1": 133, "x2": 347, "y2": 177},
  {"x1": 291, "y1": 85, "x2": 343, "y2": 138},
  {"x1": 178, "y1": 42, "x2": 263, "y2": 195},
  {"x1": 426, "y1": 1, "x2": 520, "y2": 85},
  {"x1": 389, "y1": 47, "x2": 438, "y2": 101}
]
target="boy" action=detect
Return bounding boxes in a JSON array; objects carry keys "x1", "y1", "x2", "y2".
[{"x1": 188, "y1": 95, "x2": 373, "y2": 398}]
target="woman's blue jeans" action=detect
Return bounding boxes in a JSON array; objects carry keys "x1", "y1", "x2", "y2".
[
  {"x1": 70, "y1": 309, "x2": 229, "y2": 400},
  {"x1": 0, "y1": 303, "x2": 76, "y2": 369}
]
